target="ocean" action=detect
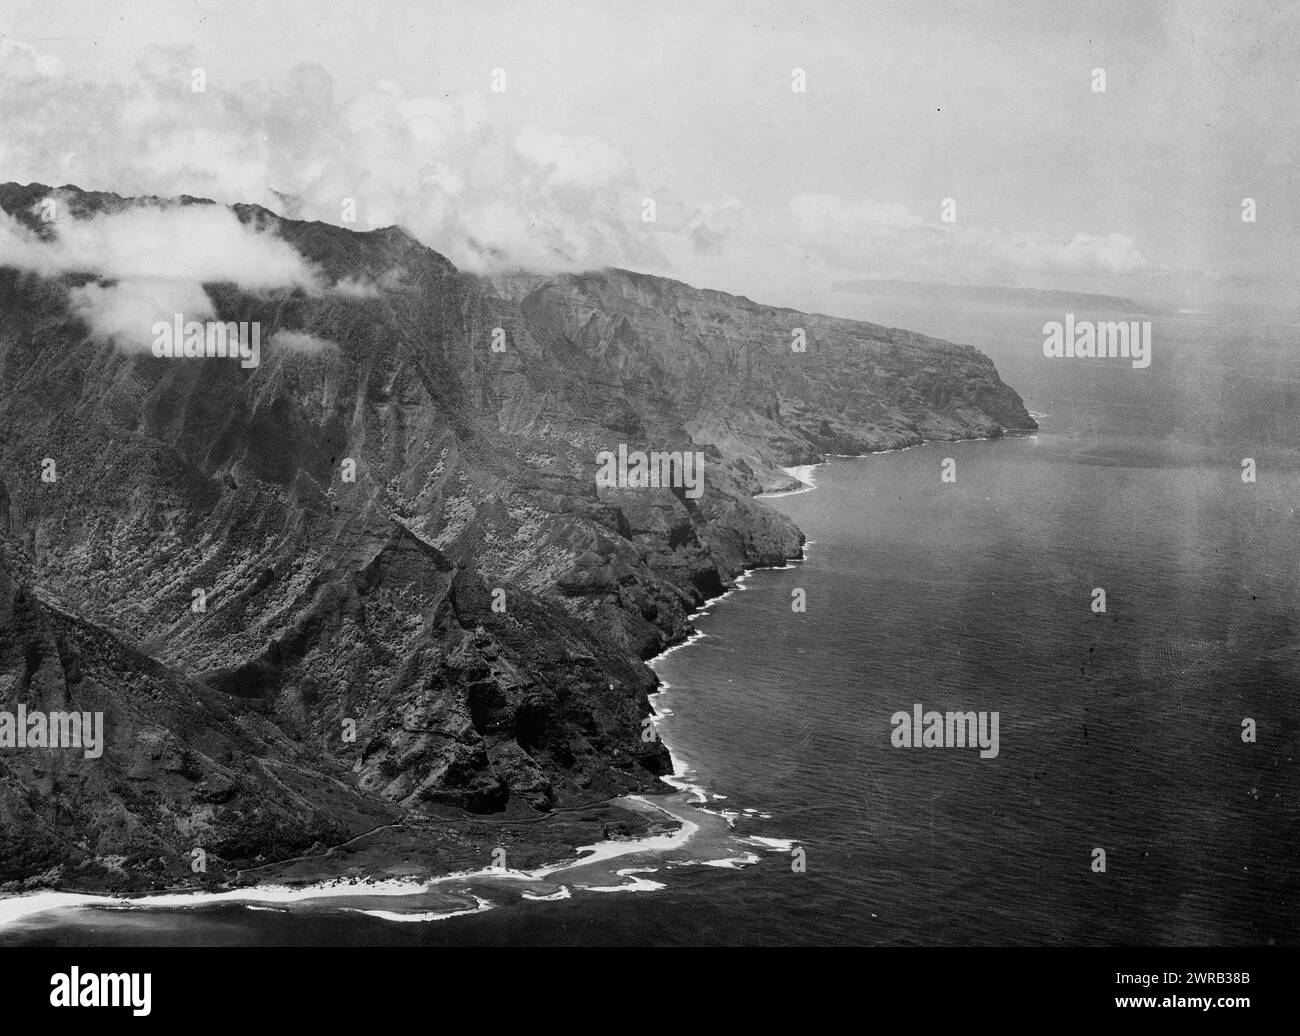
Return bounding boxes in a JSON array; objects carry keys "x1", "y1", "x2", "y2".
[{"x1": 4, "y1": 299, "x2": 1297, "y2": 945}]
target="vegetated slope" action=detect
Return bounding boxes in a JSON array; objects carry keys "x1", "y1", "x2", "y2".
[{"x1": 0, "y1": 183, "x2": 1034, "y2": 889}]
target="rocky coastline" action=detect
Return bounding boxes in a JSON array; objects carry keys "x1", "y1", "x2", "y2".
[{"x1": 0, "y1": 182, "x2": 1034, "y2": 895}]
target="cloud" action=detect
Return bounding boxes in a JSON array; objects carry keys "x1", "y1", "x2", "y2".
[
  {"x1": 0, "y1": 46, "x2": 658, "y2": 276},
  {"x1": 0, "y1": 43, "x2": 1153, "y2": 297},
  {"x1": 0, "y1": 204, "x2": 321, "y2": 288},
  {"x1": 663, "y1": 193, "x2": 1147, "y2": 289},
  {"x1": 791, "y1": 194, "x2": 926, "y2": 238},
  {"x1": 270, "y1": 329, "x2": 336, "y2": 354},
  {"x1": 786, "y1": 193, "x2": 1147, "y2": 282},
  {"x1": 67, "y1": 278, "x2": 214, "y2": 351},
  {"x1": 1047, "y1": 232, "x2": 1148, "y2": 276},
  {"x1": 0, "y1": 200, "x2": 322, "y2": 349},
  {"x1": 514, "y1": 128, "x2": 631, "y2": 189},
  {"x1": 0, "y1": 42, "x2": 63, "y2": 81},
  {"x1": 329, "y1": 275, "x2": 382, "y2": 298}
]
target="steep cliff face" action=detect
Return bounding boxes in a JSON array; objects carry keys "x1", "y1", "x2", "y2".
[
  {"x1": 0, "y1": 183, "x2": 1034, "y2": 889},
  {"x1": 515, "y1": 268, "x2": 1036, "y2": 489},
  {"x1": 0, "y1": 543, "x2": 396, "y2": 883}
]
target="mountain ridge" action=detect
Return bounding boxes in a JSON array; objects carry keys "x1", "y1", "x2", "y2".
[{"x1": 0, "y1": 182, "x2": 1034, "y2": 892}]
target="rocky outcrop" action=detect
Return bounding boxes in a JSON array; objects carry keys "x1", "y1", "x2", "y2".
[{"x1": 0, "y1": 183, "x2": 1033, "y2": 889}]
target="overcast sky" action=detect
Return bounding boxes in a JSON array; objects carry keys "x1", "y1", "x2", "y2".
[{"x1": 1, "y1": 0, "x2": 1295, "y2": 310}]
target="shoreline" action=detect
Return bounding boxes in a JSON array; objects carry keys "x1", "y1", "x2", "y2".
[
  {"x1": 639, "y1": 425, "x2": 1038, "y2": 875},
  {"x1": 645, "y1": 460, "x2": 824, "y2": 807},
  {"x1": 755, "y1": 424, "x2": 1038, "y2": 498},
  {"x1": 654, "y1": 424, "x2": 1041, "y2": 730},
  {"x1": 0, "y1": 428, "x2": 1025, "y2": 934},
  {"x1": 0, "y1": 791, "x2": 722, "y2": 930}
]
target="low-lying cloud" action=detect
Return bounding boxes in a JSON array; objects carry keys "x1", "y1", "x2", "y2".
[
  {"x1": 67, "y1": 278, "x2": 214, "y2": 351},
  {"x1": 270, "y1": 329, "x2": 336, "y2": 354},
  {"x1": 1, "y1": 203, "x2": 322, "y2": 288},
  {"x1": 0, "y1": 196, "x2": 323, "y2": 349},
  {"x1": 670, "y1": 193, "x2": 1148, "y2": 288},
  {"x1": 0, "y1": 39, "x2": 1153, "y2": 299}
]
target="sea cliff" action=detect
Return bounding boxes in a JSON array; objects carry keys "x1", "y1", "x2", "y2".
[{"x1": 0, "y1": 183, "x2": 1034, "y2": 891}]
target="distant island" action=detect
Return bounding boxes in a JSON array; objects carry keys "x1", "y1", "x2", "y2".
[{"x1": 831, "y1": 278, "x2": 1154, "y2": 314}]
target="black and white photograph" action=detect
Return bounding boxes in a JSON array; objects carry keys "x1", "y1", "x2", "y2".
[{"x1": 0, "y1": 0, "x2": 1293, "y2": 1013}]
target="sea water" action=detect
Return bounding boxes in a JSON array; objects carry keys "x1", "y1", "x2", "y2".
[{"x1": 5, "y1": 301, "x2": 1296, "y2": 945}]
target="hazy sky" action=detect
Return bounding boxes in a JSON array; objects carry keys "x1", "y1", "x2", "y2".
[{"x1": 1, "y1": 0, "x2": 1295, "y2": 309}]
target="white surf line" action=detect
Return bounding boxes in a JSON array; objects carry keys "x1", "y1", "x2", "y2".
[
  {"x1": 343, "y1": 896, "x2": 495, "y2": 923},
  {"x1": 645, "y1": 674, "x2": 709, "y2": 805},
  {"x1": 649, "y1": 628, "x2": 708, "y2": 660},
  {"x1": 0, "y1": 795, "x2": 704, "y2": 928},
  {"x1": 740, "y1": 835, "x2": 798, "y2": 851},
  {"x1": 652, "y1": 434, "x2": 1017, "y2": 874},
  {"x1": 575, "y1": 868, "x2": 666, "y2": 894},
  {"x1": 521, "y1": 886, "x2": 572, "y2": 902},
  {"x1": 0, "y1": 877, "x2": 441, "y2": 928},
  {"x1": 2, "y1": 444, "x2": 896, "y2": 929},
  {"x1": 758, "y1": 462, "x2": 822, "y2": 498},
  {"x1": 645, "y1": 500, "x2": 819, "y2": 811},
  {"x1": 0, "y1": 892, "x2": 125, "y2": 928},
  {"x1": 362, "y1": 794, "x2": 705, "y2": 890},
  {"x1": 691, "y1": 853, "x2": 762, "y2": 869},
  {"x1": 647, "y1": 524, "x2": 813, "y2": 808}
]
